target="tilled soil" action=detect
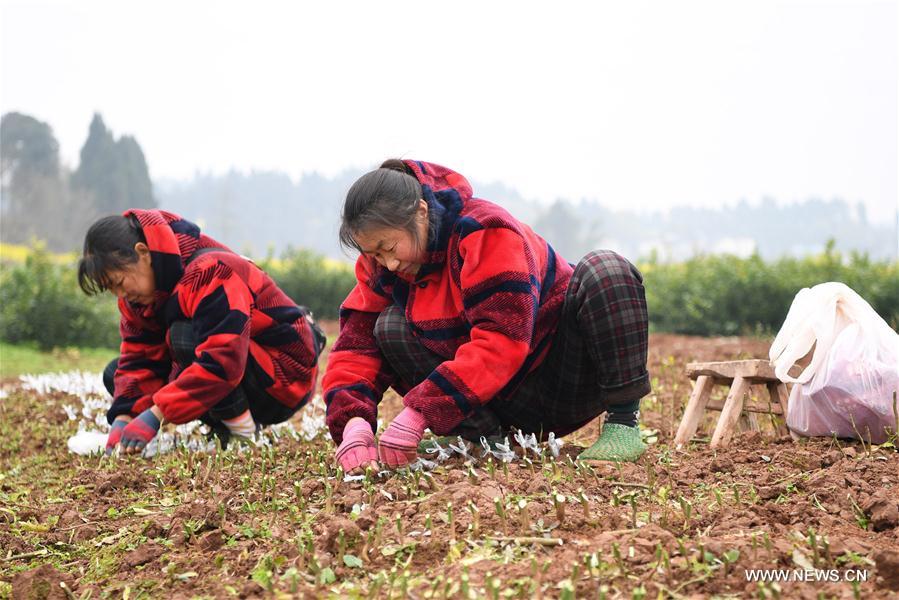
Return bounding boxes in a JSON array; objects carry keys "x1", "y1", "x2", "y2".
[{"x1": 1, "y1": 333, "x2": 897, "y2": 599}]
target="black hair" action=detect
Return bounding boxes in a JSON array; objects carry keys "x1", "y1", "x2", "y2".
[
  {"x1": 339, "y1": 159, "x2": 435, "y2": 254},
  {"x1": 77, "y1": 214, "x2": 147, "y2": 295}
]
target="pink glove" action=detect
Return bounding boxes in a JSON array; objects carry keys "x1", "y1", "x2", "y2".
[
  {"x1": 105, "y1": 418, "x2": 130, "y2": 455},
  {"x1": 335, "y1": 417, "x2": 379, "y2": 474},
  {"x1": 378, "y1": 407, "x2": 427, "y2": 468}
]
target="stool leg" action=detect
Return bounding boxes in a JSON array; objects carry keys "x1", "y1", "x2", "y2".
[
  {"x1": 674, "y1": 375, "x2": 714, "y2": 448},
  {"x1": 767, "y1": 382, "x2": 789, "y2": 436},
  {"x1": 711, "y1": 375, "x2": 750, "y2": 448}
]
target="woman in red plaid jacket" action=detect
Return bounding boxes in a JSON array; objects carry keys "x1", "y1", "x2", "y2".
[
  {"x1": 324, "y1": 160, "x2": 651, "y2": 473},
  {"x1": 78, "y1": 209, "x2": 325, "y2": 454}
]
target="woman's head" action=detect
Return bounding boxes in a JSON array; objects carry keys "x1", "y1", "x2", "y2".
[
  {"x1": 78, "y1": 215, "x2": 156, "y2": 304},
  {"x1": 339, "y1": 159, "x2": 433, "y2": 274}
]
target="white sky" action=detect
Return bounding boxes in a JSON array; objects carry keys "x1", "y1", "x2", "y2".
[{"x1": 1, "y1": 0, "x2": 897, "y2": 223}]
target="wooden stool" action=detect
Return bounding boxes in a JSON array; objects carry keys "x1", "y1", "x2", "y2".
[{"x1": 674, "y1": 359, "x2": 798, "y2": 449}]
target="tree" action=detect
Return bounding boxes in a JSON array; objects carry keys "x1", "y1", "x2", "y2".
[
  {"x1": 72, "y1": 113, "x2": 155, "y2": 214},
  {"x1": 0, "y1": 112, "x2": 60, "y2": 182},
  {"x1": 0, "y1": 113, "x2": 67, "y2": 246}
]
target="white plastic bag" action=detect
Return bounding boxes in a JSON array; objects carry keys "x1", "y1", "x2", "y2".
[{"x1": 769, "y1": 282, "x2": 899, "y2": 444}]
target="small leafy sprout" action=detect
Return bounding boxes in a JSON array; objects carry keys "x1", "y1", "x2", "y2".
[
  {"x1": 678, "y1": 496, "x2": 692, "y2": 531},
  {"x1": 494, "y1": 497, "x2": 508, "y2": 534},
  {"x1": 424, "y1": 513, "x2": 432, "y2": 535},
  {"x1": 395, "y1": 514, "x2": 404, "y2": 538},
  {"x1": 487, "y1": 572, "x2": 501, "y2": 600},
  {"x1": 570, "y1": 559, "x2": 581, "y2": 584},
  {"x1": 337, "y1": 528, "x2": 346, "y2": 564},
  {"x1": 447, "y1": 502, "x2": 456, "y2": 542},
  {"x1": 628, "y1": 494, "x2": 638, "y2": 528},
  {"x1": 467, "y1": 501, "x2": 480, "y2": 536},
  {"x1": 612, "y1": 542, "x2": 628, "y2": 575},
  {"x1": 324, "y1": 480, "x2": 334, "y2": 513}
]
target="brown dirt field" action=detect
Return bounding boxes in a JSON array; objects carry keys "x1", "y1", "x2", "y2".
[{"x1": 1, "y1": 333, "x2": 896, "y2": 598}]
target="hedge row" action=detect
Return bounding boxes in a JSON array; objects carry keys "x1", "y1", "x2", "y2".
[
  {"x1": 640, "y1": 243, "x2": 899, "y2": 335},
  {"x1": 1, "y1": 242, "x2": 895, "y2": 350}
]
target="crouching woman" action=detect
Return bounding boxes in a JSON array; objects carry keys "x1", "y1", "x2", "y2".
[
  {"x1": 78, "y1": 209, "x2": 325, "y2": 454},
  {"x1": 324, "y1": 159, "x2": 651, "y2": 473}
]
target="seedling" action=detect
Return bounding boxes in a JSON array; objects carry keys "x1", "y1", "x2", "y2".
[
  {"x1": 577, "y1": 490, "x2": 591, "y2": 521},
  {"x1": 460, "y1": 568, "x2": 471, "y2": 599},
  {"x1": 487, "y1": 572, "x2": 501, "y2": 600},
  {"x1": 337, "y1": 528, "x2": 346, "y2": 564},
  {"x1": 847, "y1": 494, "x2": 869, "y2": 530},
  {"x1": 678, "y1": 496, "x2": 692, "y2": 531},
  {"x1": 447, "y1": 502, "x2": 456, "y2": 543},
  {"x1": 494, "y1": 497, "x2": 509, "y2": 534},
  {"x1": 611, "y1": 542, "x2": 628, "y2": 575},
  {"x1": 467, "y1": 502, "x2": 480, "y2": 536},
  {"x1": 323, "y1": 481, "x2": 334, "y2": 514},
  {"x1": 628, "y1": 494, "x2": 638, "y2": 528},
  {"x1": 517, "y1": 499, "x2": 530, "y2": 532},
  {"x1": 466, "y1": 464, "x2": 479, "y2": 485},
  {"x1": 570, "y1": 560, "x2": 580, "y2": 584},
  {"x1": 552, "y1": 492, "x2": 566, "y2": 524},
  {"x1": 712, "y1": 487, "x2": 723, "y2": 508}
]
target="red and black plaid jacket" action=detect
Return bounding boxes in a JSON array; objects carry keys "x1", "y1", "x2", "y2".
[
  {"x1": 323, "y1": 161, "x2": 574, "y2": 443},
  {"x1": 107, "y1": 209, "x2": 319, "y2": 425}
]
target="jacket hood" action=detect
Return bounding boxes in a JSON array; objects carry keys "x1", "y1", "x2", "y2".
[
  {"x1": 402, "y1": 160, "x2": 473, "y2": 277},
  {"x1": 123, "y1": 209, "x2": 211, "y2": 300}
]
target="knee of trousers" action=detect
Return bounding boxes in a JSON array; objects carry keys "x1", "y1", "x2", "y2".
[
  {"x1": 373, "y1": 305, "x2": 409, "y2": 356},
  {"x1": 102, "y1": 358, "x2": 119, "y2": 396},
  {"x1": 573, "y1": 250, "x2": 644, "y2": 289}
]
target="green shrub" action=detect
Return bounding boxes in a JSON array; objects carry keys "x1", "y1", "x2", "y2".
[
  {"x1": 3, "y1": 240, "x2": 894, "y2": 349},
  {"x1": 257, "y1": 247, "x2": 356, "y2": 320},
  {"x1": 641, "y1": 242, "x2": 899, "y2": 336},
  {"x1": 0, "y1": 245, "x2": 120, "y2": 350}
]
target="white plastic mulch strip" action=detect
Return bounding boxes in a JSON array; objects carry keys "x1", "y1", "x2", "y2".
[{"x1": 15, "y1": 371, "x2": 331, "y2": 456}]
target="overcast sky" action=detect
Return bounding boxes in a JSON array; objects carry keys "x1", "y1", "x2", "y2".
[{"x1": 2, "y1": 0, "x2": 897, "y2": 223}]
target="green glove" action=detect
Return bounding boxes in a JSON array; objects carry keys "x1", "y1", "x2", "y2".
[{"x1": 578, "y1": 423, "x2": 646, "y2": 462}]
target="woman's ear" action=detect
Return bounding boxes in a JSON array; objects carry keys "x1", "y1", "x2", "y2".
[
  {"x1": 134, "y1": 242, "x2": 151, "y2": 261},
  {"x1": 417, "y1": 199, "x2": 428, "y2": 220}
]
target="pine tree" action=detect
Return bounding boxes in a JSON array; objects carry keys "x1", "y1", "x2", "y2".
[{"x1": 72, "y1": 113, "x2": 155, "y2": 214}]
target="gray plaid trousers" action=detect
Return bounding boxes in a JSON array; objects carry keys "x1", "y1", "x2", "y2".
[{"x1": 373, "y1": 250, "x2": 651, "y2": 440}]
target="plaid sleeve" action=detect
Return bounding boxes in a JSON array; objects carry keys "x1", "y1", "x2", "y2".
[
  {"x1": 323, "y1": 257, "x2": 396, "y2": 444},
  {"x1": 402, "y1": 227, "x2": 538, "y2": 434},
  {"x1": 151, "y1": 258, "x2": 252, "y2": 424},
  {"x1": 107, "y1": 299, "x2": 171, "y2": 424}
]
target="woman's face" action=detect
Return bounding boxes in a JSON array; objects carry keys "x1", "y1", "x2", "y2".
[
  {"x1": 354, "y1": 199, "x2": 429, "y2": 275},
  {"x1": 105, "y1": 243, "x2": 156, "y2": 305}
]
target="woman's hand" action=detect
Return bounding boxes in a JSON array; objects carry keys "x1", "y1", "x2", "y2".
[
  {"x1": 120, "y1": 406, "x2": 163, "y2": 454},
  {"x1": 335, "y1": 417, "x2": 379, "y2": 474},
  {"x1": 105, "y1": 416, "x2": 132, "y2": 455},
  {"x1": 378, "y1": 407, "x2": 427, "y2": 468}
]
